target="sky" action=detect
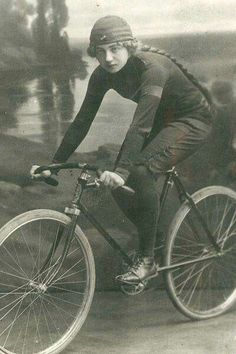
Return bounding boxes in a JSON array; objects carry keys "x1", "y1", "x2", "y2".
[{"x1": 64, "y1": 0, "x2": 236, "y2": 39}]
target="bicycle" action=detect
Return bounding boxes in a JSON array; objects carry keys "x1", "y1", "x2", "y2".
[{"x1": 1, "y1": 161, "x2": 236, "y2": 354}]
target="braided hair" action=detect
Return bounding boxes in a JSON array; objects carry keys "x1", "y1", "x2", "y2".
[
  {"x1": 88, "y1": 39, "x2": 212, "y2": 106},
  {"x1": 139, "y1": 44, "x2": 212, "y2": 105}
]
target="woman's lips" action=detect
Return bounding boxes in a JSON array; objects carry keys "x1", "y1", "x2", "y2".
[{"x1": 107, "y1": 64, "x2": 117, "y2": 68}]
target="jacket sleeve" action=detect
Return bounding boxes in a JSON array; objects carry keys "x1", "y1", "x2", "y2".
[
  {"x1": 53, "y1": 70, "x2": 107, "y2": 163},
  {"x1": 115, "y1": 63, "x2": 168, "y2": 180}
]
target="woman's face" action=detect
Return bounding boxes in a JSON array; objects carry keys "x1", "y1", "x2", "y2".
[{"x1": 95, "y1": 43, "x2": 129, "y2": 73}]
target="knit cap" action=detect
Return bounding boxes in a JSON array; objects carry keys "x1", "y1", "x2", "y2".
[{"x1": 89, "y1": 16, "x2": 133, "y2": 48}]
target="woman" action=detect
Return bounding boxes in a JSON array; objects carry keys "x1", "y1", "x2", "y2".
[{"x1": 31, "y1": 15, "x2": 213, "y2": 284}]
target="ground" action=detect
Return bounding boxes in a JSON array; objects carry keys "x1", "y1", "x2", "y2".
[{"x1": 63, "y1": 290, "x2": 236, "y2": 354}]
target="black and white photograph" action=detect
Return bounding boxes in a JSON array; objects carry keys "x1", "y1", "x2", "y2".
[{"x1": 1, "y1": 1, "x2": 236, "y2": 353}]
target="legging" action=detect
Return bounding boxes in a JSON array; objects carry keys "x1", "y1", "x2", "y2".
[{"x1": 112, "y1": 119, "x2": 211, "y2": 258}]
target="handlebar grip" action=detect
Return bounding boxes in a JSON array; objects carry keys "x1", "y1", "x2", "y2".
[
  {"x1": 42, "y1": 177, "x2": 58, "y2": 187},
  {"x1": 96, "y1": 169, "x2": 135, "y2": 195},
  {"x1": 37, "y1": 176, "x2": 59, "y2": 187},
  {"x1": 33, "y1": 165, "x2": 58, "y2": 186}
]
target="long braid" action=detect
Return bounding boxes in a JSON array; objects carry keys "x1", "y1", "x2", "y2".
[
  {"x1": 140, "y1": 44, "x2": 212, "y2": 105},
  {"x1": 88, "y1": 37, "x2": 213, "y2": 107}
]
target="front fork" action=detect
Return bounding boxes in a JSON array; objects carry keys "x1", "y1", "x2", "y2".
[
  {"x1": 34, "y1": 172, "x2": 87, "y2": 286},
  {"x1": 29, "y1": 212, "x2": 79, "y2": 291},
  {"x1": 43, "y1": 213, "x2": 79, "y2": 286}
]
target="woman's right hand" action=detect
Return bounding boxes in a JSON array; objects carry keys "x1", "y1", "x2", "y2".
[{"x1": 30, "y1": 165, "x2": 52, "y2": 179}]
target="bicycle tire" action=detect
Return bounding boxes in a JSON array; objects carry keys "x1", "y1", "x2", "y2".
[
  {"x1": 165, "y1": 186, "x2": 236, "y2": 320},
  {"x1": 0, "y1": 209, "x2": 95, "y2": 354}
]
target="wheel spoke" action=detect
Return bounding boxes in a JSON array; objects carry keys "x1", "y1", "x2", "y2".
[
  {"x1": 50, "y1": 268, "x2": 87, "y2": 286},
  {"x1": 49, "y1": 256, "x2": 85, "y2": 285},
  {"x1": 19, "y1": 226, "x2": 39, "y2": 276},
  {"x1": 50, "y1": 284, "x2": 85, "y2": 295},
  {"x1": 185, "y1": 263, "x2": 212, "y2": 305},
  {"x1": 1, "y1": 290, "x2": 35, "y2": 334},
  {"x1": 0, "y1": 291, "x2": 30, "y2": 314},
  {"x1": 43, "y1": 292, "x2": 82, "y2": 307},
  {"x1": 0, "y1": 212, "x2": 95, "y2": 353},
  {"x1": 218, "y1": 207, "x2": 236, "y2": 242},
  {"x1": 43, "y1": 293, "x2": 77, "y2": 321},
  {"x1": 31, "y1": 294, "x2": 44, "y2": 353},
  {"x1": 0, "y1": 270, "x2": 29, "y2": 282},
  {"x1": 1, "y1": 245, "x2": 29, "y2": 280},
  {"x1": 166, "y1": 187, "x2": 236, "y2": 319},
  {"x1": 22, "y1": 296, "x2": 32, "y2": 353}
]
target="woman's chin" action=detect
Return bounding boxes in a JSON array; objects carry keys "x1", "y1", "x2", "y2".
[{"x1": 103, "y1": 65, "x2": 122, "y2": 73}]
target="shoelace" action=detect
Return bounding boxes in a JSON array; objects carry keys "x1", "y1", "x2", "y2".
[
  {"x1": 132, "y1": 259, "x2": 145, "y2": 271},
  {"x1": 124, "y1": 256, "x2": 154, "y2": 278},
  {"x1": 124, "y1": 258, "x2": 143, "y2": 277}
]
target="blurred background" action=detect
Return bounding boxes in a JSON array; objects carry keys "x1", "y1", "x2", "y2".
[{"x1": 0, "y1": 0, "x2": 236, "y2": 289}]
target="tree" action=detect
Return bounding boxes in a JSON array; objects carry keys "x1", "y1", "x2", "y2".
[
  {"x1": 0, "y1": 0, "x2": 34, "y2": 47},
  {"x1": 31, "y1": 0, "x2": 50, "y2": 55},
  {"x1": 32, "y1": 0, "x2": 70, "y2": 60}
]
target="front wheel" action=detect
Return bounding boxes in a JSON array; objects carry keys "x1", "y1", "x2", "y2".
[
  {"x1": 165, "y1": 186, "x2": 236, "y2": 320},
  {"x1": 0, "y1": 209, "x2": 95, "y2": 354}
]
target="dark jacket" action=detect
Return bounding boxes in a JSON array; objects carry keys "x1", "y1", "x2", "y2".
[{"x1": 53, "y1": 51, "x2": 212, "y2": 180}]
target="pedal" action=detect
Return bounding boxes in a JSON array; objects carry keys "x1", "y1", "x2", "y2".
[{"x1": 120, "y1": 279, "x2": 148, "y2": 296}]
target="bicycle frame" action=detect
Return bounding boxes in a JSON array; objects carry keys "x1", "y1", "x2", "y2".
[{"x1": 40, "y1": 166, "x2": 221, "y2": 285}]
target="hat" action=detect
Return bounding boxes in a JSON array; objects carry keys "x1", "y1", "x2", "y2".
[{"x1": 89, "y1": 16, "x2": 133, "y2": 48}]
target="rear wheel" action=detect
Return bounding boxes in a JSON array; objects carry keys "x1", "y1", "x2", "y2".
[
  {"x1": 165, "y1": 186, "x2": 236, "y2": 320},
  {"x1": 0, "y1": 209, "x2": 95, "y2": 354}
]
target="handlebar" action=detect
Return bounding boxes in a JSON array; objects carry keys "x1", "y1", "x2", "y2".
[
  {"x1": 35, "y1": 162, "x2": 99, "y2": 174},
  {"x1": 34, "y1": 162, "x2": 135, "y2": 195},
  {"x1": 34, "y1": 163, "x2": 100, "y2": 187}
]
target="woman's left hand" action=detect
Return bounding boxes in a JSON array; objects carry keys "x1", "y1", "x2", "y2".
[{"x1": 99, "y1": 171, "x2": 125, "y2": 189}]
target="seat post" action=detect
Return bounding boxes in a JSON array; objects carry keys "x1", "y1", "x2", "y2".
[
  {"x1": 171, "y1": 170, "x2": 190, "y2": 203},
  {"x1": 159, "y1": 167, "x2": 176, "y2": 210}
]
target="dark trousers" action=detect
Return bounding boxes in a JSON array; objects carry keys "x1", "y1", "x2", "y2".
[{"x1": 112, "y1": 118, "x2": 211, "y2": 258}]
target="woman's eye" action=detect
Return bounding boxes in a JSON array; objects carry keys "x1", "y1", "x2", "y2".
[{"x1": 111, "y1": 47, "x2": 119, "y2": 53}]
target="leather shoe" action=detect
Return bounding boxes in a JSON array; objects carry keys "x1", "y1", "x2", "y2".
[{"x1": 116, "y1": 257, "x2": 158, "y2": 284}]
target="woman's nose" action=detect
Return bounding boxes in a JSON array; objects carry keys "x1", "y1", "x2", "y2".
[{"x1": 105, "y1": 50, "x2": 113, "y2": 62}]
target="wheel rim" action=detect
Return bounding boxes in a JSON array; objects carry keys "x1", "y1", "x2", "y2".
[
  {"x1": 167, "y1": 192, "x2": 236, "y2": 318},
  {"x1": 0, "y1": 217, "x2": 93, "y2": 354}
]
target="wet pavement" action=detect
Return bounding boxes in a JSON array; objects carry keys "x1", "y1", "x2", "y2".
[{"x1": 63, "y1": 290, "x2": 236, "y2": 354}]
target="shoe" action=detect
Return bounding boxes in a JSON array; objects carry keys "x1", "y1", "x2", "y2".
[{"x1": 116, "y1": 257, "x2": 158, "y2": 284}]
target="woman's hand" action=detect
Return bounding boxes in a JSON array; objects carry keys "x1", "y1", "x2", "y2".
[
  {"x1": 99, "y1": 171, "x2": 125, "y2": 189},
  {"x1": 30, "y1": 165, "x2": 52, "y2": 179}
]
